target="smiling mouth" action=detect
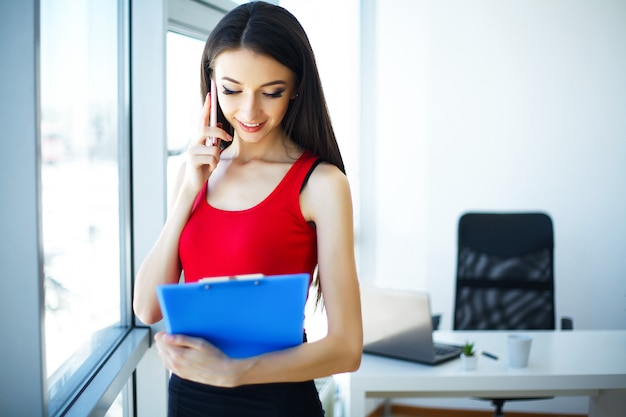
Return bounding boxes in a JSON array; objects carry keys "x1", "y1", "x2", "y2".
[
  {"x1": 240, "y1": 121, "x2": 261, "y2": 128},
  {"x1": 237, "y1": 119, "x2": 265, "y2": 133}
]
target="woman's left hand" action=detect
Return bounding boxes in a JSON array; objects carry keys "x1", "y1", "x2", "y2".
[{"x1": 154, "y1": 331, "x2": 240, "y2": 387}]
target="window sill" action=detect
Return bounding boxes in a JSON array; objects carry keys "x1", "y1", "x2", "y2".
[{"x1": 60, "y1": 327, "x2": 150, "y2": 417}]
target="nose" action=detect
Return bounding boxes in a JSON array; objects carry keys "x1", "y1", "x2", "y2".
[{"x1": 238, "y1": 92, "x2": 260, "y2": 122}]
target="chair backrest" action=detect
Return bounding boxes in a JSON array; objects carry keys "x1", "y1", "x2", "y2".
[{"x1": 453, "y1": 212, "x2": 556, "y2": 331}]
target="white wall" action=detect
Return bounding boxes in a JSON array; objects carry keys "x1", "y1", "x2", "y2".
[
  {"x1": 282, "y1": 0, "x2": 626, "y2": 333},
  {"x1": 280, "y1": 0, "x2": 360, "y2": 179},
  {"x1": 370, "y1": 0, "x2": 626, "y2": 413},
  {"x1": 374, "y1": 0, "x2": 626, "y2": 332}
]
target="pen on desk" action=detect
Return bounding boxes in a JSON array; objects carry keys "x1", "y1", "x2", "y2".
[{"x1": 481, "y1": 351, "x2": 499, "y2": 360}]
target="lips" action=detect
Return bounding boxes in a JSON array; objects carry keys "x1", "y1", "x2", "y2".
[{"x1": 238, "y1": 119, "x2": 265, "y2": 133}]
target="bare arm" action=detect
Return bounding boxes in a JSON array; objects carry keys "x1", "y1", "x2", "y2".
[
  {"x1": 133, "y1": 94, "x2": 232, "y2": 324},
  {"x1": 132, "y1": 163, "x2": 194, "y2": 324},
  {"x1": 155, "y1": 163, "x2": 363, "y2": 384}
]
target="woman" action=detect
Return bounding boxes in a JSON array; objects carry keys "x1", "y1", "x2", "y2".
[{"x1": 133, "y1": 2, "x2": 362, "y2": 416}]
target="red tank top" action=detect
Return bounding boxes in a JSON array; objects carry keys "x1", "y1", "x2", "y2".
[{"x1": 179, "y1": 152, "x2": 319, "y2": 283}]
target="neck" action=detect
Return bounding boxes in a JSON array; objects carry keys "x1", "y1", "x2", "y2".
[{"x1": 224, "y1": 132, "x2": 298, "y2": 163}]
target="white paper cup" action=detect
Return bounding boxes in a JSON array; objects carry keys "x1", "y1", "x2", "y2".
[{"x1": 507, "y1": 334, "x2": 532, "y2": 368}]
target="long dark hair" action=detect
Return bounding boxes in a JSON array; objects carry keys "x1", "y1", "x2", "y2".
[{"x1": 200, "y1": 1, "x2": 345, "y2": 174}]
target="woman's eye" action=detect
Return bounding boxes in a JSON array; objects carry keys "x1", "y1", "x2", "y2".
[
  {"x1": 221, "y1": 86, "x2": 285, "y2": 98},
  {"x1": 264, "y1": 90, "x2": 285, "y2": 99},
  {"x1": 222, "y1": 86, "x2": 239, "y2": 95}
]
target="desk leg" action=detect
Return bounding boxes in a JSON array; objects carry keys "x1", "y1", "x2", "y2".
[
  {"x1": 334, "y1": 373, "x2": 366, "y2": 417},
  {"x1": 346, "y1": 388, "x2": 366, "y2": 417},
  {"x1": 588, "y1": 389, "x2": 626, "y2": 417}
]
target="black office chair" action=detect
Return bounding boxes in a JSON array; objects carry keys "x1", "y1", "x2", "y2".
[{"x1": 453, "y1": 212, "x2": 572, "y2": 416}]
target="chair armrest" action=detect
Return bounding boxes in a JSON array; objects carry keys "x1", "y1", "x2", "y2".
[
  {"x1": 432, "y1": 314, "x2": 442, "y2": 331},
  {"x1": 561, "y1": 316, "x2": 574, "y2": 330}
]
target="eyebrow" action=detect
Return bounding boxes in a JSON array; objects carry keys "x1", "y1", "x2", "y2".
[{"x1": 221, "y1": 77, "x2": 287, "y2": 88}]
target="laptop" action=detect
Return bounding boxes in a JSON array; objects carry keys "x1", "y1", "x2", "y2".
[{"x1": 361, "y1": 287, "x2": 462, "y2": 365}]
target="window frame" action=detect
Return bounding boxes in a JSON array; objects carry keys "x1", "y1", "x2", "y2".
[
  {"x1": 39, "y1": 0, "x2": 140, "y2": 414},
  {"x1": 0, "y1": 0, "x2": 150, "y2": 415},
  {"x1": 0, "y1": 1, "x2": 47, "y2": 416}
]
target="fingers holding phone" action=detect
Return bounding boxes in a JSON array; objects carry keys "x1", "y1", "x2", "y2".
[
  {"x1": 208, "y1": 79, "x2": 219, "y2": 147},
  {"x1": 199, "y1": 79, "x2": 231, "y2": 148},
  {"x1": 186, "y1": 80, "x2": 232, "y2": 190}
]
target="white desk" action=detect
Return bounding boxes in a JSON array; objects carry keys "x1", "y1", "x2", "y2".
[{"x1": 336, "y1": 330, "x2": 626, "y2": 417}]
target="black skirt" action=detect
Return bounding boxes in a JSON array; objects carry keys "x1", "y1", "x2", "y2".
[{"x1": 168, "y1": 373, "x2": 325, "y2": 417}]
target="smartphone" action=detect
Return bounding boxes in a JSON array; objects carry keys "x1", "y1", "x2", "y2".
[{"x1": 209, "y1": 79, "x2": 220, "y2": 147}]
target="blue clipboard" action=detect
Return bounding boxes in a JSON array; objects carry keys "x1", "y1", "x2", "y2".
[{"x1": 157, "y1": 273, "x2": 309, "y2": 358}]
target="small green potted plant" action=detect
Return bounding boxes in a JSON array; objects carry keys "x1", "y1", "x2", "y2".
[{"x1": 461, "y1": 341, "x2": 478, "y2": 370}]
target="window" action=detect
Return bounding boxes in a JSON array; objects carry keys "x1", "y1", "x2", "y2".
[
  {"x1": 166, "y1": 31, "x2": 206, "y2": 200},
  {"x1": 40, "y1": 0, "x2": 134, "y2": 414}
]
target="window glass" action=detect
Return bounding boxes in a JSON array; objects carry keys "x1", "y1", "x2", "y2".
[
  {"x1": 40, "y1": 0, "x2": 127, "y2": 412},
  {"x1": 166, "y1": 31, "x2": 206, "y2": 200}
]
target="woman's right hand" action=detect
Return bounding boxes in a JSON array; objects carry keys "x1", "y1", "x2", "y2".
[
  {"x1": 183, "y1": 92, "x2": 232, "y2": 193},
  {"x1": 134, "y1": 94, "x2": 233, "y2": 324}
]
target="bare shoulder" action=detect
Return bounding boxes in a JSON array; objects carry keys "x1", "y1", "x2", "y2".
[
  {"x1": 304, "y1": 162, "x2": 350, "y2": 200},
  {"x1": 300, "y1": 162, "x2": 352, "y2": 222}
]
